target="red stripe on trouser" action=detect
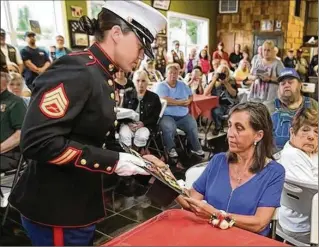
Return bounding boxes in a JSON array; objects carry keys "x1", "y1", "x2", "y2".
[{"x1": 53, "y1": 227, "x2": 64, "y2": 246}]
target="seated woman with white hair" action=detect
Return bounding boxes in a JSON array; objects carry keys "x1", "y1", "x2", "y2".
[
  {"x1": 7, "y1": 72, "x2": 31, "y2": 106},
  {"x1": 119, "y1": 70, "x2": 162, "y2": 154},
  {"x1": 278, "y1": 106, "x2": 318, "y2": 244}
]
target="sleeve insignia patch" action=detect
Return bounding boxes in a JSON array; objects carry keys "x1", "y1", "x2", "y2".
[
  {"x1": 49, "y1": 147, "x2": 81, "y2": 165},
  {"x1": 39, "y1": 83, "x2": 69, "y2": 118}
]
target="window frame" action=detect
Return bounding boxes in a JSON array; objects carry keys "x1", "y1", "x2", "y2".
[
  {"x1": 1, "y1": 1, "x2": 66, "y2": 48},
  {"x1": 219, "y1": 0, "x2": 239, "y2": 14},
  {"x1": 167, "y1": 11, "x2": 210, "y2": 59}
]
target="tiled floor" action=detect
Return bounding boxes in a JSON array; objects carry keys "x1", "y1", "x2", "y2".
[{"x1": 0, "y1": 135, "x2": 228, "y2": 246}]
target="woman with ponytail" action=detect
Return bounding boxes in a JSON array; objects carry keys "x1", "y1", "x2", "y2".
[{"x1": 9, "y1": 1, "x2": 167, "y2": 245}]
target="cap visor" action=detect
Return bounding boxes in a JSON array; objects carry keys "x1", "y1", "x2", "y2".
[
  {"x1": 132, "y1": 28, "x2": 154, "y2": 59},
  {"x1": 278, "y1": 75, "x2": 300, "y2": 82}
]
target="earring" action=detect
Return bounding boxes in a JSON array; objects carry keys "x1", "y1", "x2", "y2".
[{"x1": 254, "y1": 141, "x2": 258, "y2": 146}]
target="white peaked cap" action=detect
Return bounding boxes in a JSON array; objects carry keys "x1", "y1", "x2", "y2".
[
  {"x1": 103, "y1": 0, "x2": 167, "y2": 39},
  {"x1": 103, "y1": 0, "x2": 167, "y2": 58}
]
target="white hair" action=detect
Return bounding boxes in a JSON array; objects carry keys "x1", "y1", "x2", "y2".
[{"x1": 132, "y1": 70, "x2": 150, "y2": 84}]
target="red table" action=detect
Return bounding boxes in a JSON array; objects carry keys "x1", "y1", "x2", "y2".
[
  {"x1": 103, "y1": 209, "x2": 288, "y2": 246},
  {"x1": 189, "y1": 94, "x2": 219, "y2": 119}
]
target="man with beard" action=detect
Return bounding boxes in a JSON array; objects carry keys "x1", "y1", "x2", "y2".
[
  {"x1": 49, "y1": 35, "x2": 72, "y2": 61},
  {"x1": 20, "y1": 31, "x2": 51, "y2": 90},
  {"x1": 269, "y1": 68, "x2": 318, "y2": 150}
]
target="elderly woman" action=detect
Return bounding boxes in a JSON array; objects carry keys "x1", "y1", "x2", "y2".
[
  {"x1": 278, "y1": 107, "x2": 318, "y2": 244},
  {"x1": 204, "y1": 64, "x2": 238, "y2": 135},
  {"x1": 7, "y1": 72, "x2": 31, "y2": 105},
  {"x1": 247, "y1": 40, "x2": 284, "y2": 103},
  {"x1": 177, "y1": 102, "x2": 285, "y2": 236},
  {"x1": 119, "y1": 70, "x2": 161, "y2": 154}
]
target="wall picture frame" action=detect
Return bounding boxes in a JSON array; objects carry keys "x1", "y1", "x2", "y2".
[
  {"x1": 152, "y1": 0, "x2": 171, "y2": 11},
  {"x1": 260, "y1": 20, "x2": 274, "y2": 32},
  {"x1": 68, "y1": 20, "x2": 89, "y2": 49}
]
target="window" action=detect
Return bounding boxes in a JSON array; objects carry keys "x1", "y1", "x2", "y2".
[
  {"x1": 295, "y1": 0, "x2": 301, "y2": 17},
  {"x1": 219, "y1": 0, "x2": 239, "y2": 14},
  {"x1": 0, "y1": 1, "x2": 65, "y2": 50},
  {"x1": 167, "y1": 12, "x2": 209, "y2": 59}
]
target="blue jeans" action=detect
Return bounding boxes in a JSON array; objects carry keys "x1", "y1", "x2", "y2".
[
  {"x1": 21, "y1": 216, "x2": 96, "y2": 246},
  {"x1": 211, "y1": 105, "x2": 229, "y2": 130},
  {"x1": 159, "y1": 114, "x2": 202, "y2": 152}
]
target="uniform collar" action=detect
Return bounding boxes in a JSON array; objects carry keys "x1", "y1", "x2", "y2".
[
  {"x1": 88, "y1": 42, "x2": 119, "y2": 76},
  {"x1": 0, "y1": 89, "x2": 11, "y2": 100}
]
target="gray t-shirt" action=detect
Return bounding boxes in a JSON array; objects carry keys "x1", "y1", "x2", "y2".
[{"x1": 248, "y1": 59, "x2": 284, "y2": 102}]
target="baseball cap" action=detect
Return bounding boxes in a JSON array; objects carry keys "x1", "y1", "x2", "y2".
[
  {"x1": 24, "y1": 31, "x2": 36, "y2": 39},
  {"x1": 278, "y1": 68, "x2": 301, "y2": 82}
]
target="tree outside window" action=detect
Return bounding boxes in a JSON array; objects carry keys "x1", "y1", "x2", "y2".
[{"x1": 168, "y1": 12, "x2": 208, "y2": 59}]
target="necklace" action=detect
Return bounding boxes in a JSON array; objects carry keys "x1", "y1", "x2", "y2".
[{"x1": 233, "y1": 163, "x2": 250, "y2": 184}]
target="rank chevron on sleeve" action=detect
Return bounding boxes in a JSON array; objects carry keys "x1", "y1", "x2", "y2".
[{"x1": 39, "y1": 83, "x2": 69, "y2": 118}]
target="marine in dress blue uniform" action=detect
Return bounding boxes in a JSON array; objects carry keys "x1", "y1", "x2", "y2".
[{"x1": 8, "y1": 1, "x2": 166, "y2": 245}]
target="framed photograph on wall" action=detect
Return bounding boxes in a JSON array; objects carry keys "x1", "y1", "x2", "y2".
[
  {"x1": 260, "y1": 20, "x2": 274, "y2": 32},
  {"x1": 68, "y1": 20, "x2": 89, "y2": 49},
  {"x1": 152, "y1": 0, "x2": 171, "y2": 11}
]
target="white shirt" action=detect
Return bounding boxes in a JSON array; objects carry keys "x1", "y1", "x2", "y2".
[
  {"x1": 279, "y1": 142, "x2": 318, "y2": 233},
  {"x1": 1, "y1": 44, "x2": 23, "y2": 65}
]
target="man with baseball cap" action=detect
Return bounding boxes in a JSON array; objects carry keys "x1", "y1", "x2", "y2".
[
  {"x1": 283, "y1": 49, "x2": 297, "y2": 69},
  {"x1": 0, "y1": 28, "x2": 24, "y2": 73},
  {"x1": 269, "y1": 68, "x2": 318, "y2": 150},
  {"x1": 20, "y1": 31, "x2": 51, "y2": 90},
  {"x1": 8, "y1": 1, "x2": 167, "y2": 245}
]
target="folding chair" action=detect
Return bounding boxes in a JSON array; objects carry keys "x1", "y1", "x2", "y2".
[
  {"x1": 1, "y1": 155, "x2": 27, "y2": 228},
  {"x1": 184, "y1": 162, "x2": 208, "y2": 189},
  {"x1": 146, "y1": 99, "x2": 168, "y2": 161},
  {"x1": 276, "y1": 178, "x2": 318, "y2": 246}
]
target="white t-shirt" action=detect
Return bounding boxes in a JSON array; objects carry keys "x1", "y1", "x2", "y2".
[
  {"x1": 1, "y1": 44, "x2": 23, "y2": 65},
  {"x1": 278, "y1": 142, "x2": 318, "y2": 233}
]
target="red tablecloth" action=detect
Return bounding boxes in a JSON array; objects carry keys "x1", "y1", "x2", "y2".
[
  {"x1": 103, "y1": 209, "x2": 288, "y2": 246},
  {"x1": 189, "y1": 94, "x2": 219, "y2": 119}
]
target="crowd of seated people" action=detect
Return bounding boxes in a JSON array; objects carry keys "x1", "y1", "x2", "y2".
[
  {"x1": 0, "y1": 24, "x2": 318, "y2": 245},
  {"x1": 0, "y1": 55, "x2": 27, "y2": 174}
]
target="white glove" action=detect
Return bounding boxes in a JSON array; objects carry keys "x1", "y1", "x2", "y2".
[{"x1": 115, "y1": 153, "x2": 150, "y2": 176}]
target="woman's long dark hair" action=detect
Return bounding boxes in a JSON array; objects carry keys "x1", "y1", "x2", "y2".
[
  {"x1": 79, "y1": 8, "x2": 131, "y2": 42},
  {"x1": 199, "y1": 49, "x2": 209, "y2": 60},
  {"x1": 227, "y1": 102, "x2": 274, "y2": 173}
]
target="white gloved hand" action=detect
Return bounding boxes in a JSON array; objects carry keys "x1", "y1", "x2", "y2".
[{"x1": 115, "y1": 153, "x2": 150, "y2": 176}]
